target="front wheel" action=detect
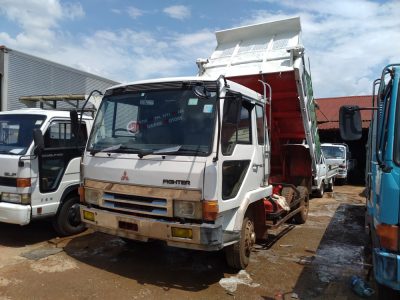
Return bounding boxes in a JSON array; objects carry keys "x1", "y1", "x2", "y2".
[
  {"x1": 53, "y1": 196, "x2": 86, "y2": 236},
  {"x1": 225, "y1": 216, "x2": 255, "y2": 270},
  {"x1": 315, "y1": 181, "x2": 324, "y2": 198}
]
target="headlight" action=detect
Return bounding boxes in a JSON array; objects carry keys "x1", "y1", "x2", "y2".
[
  {"x1": 173, "y1": 200, "x2": 202, "y2": 219},
  {"x1": 84, "y1": 188, "x2": 103, "y2": 205},
  {"x1": 1, "y1": 193, "x2": 31, "y2": 204}
]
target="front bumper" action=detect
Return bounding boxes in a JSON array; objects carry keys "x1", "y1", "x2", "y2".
[
  {"x1": 0, "y1": 202, "x2": 31, "y2": 225},
  {"x1": 336, "y1": 169, "x2": 347, "y2": 179},
  {"x1": 80, "y1": 205, "x2": 229, "y2": 251},
  {"x1": 373, "y1": 248, "x2": 400, "y2": 291}
]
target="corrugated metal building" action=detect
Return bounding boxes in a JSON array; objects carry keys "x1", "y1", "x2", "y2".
[
  {"x1": 0, "y1": 46, "x2": 119, "y2": 111},
  {"x1": 316, "y1": 95, "x2": 372, "y2": 183}
]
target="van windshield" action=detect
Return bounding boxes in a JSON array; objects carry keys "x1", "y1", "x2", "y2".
[
  {"x1": 321, "y1": 146, "x2": 346, "y2": 159},
  {"x1": 0, "y1": 114, "x2": 46, "y2": 155},
  {"x1": 88, "y1": 88, "x2": 217, "y2": 156}
]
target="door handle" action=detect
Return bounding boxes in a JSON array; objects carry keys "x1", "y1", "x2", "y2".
[{"x1": 252, "y1": 163, "x2": 262, "y2": 171}]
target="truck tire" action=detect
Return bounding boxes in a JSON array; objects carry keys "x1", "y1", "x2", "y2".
[
  {"x1": 326, "y1": 178, "x2": 334, "y2": 192},
  {"x1": 281, "y1": 186, "x2": 295, "y2": 204},
  {"x1": 53, "y1": 195, "x2": 86, "y2": 236},
  {"x1": 315, "y1": 181, "x2": 324, "y2": 198},
  {"x1": 293, "y1": 186, "x2": 309, "y2": 224},
  {"x1": 225, "y1": 216, "x2": 255, "y2": 270}
]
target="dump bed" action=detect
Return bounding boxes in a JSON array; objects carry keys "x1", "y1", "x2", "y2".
[{"x1": 198, "y1": 17, "x2": 321, "y2": 185}]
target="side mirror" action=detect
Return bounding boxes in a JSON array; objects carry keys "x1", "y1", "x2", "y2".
[
  {"x1": 339, "y1": 105, "x2": 362, "y2": 141},
  {"x1": 33, "y1": 129, "x2": 44, "y2": 156},
  {"x1": 193, "y1": 85, "x2": 211, "y2": 98},
  {"x1": 70, "y1": 110, "x2": 79, "y2": 138}
]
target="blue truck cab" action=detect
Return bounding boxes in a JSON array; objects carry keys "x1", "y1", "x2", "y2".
[{"x1": 340, "y1": 64, "x2": 400, "y2": 298}]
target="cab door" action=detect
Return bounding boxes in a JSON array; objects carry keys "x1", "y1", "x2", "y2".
[
  {"x1": 31, "y1": 119, "x2": 87, "y2": 217},
  {"x1": 39, "y1": 120, "x2": 86, "y2": 193},
  {"x1": 218, "y1": 93, "x2": 261, "y2": 212}
]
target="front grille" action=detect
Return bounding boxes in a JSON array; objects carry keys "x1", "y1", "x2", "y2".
[
  {"x1": 0, "y1": 177, "x2": 17, "y2": 187},
  {"x1": 101, "y1": 192, "x2": 170, "y2": 217}
]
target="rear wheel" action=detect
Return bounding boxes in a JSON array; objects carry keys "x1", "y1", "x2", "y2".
[
  {"x1": 294, "y1": 186, "x2": 309, "y2": 224},
  {"x1": 53, "y1": 196, "x2": 86, "y2": 236},
  {"x1": 225, "y1": 216, "x2": 255, "y2": 269}
]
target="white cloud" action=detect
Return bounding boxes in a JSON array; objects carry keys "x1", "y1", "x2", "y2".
[
  {"x1": 127, "y1": 6, "x2": 143, "y2": 19},
  {"x1": 63, "y1": 2, "x2": 85, "y2": 20},
  {"x1": 238, "y1": 0, "x2": 400, "y2": 97},
  {"x1": 163, "y1": 5, "x2": 191, "y2": 20},
  {"x1": 0, "y1": 0, "x2": 85, "y2": 50}
]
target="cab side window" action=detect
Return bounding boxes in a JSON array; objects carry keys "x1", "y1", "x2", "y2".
[
  {"x1": 221, "y1": 96, "x2": 253, "y2": 155},
  {"x1": 44, "y1": 122, "x2": 87, "y2": 148}
]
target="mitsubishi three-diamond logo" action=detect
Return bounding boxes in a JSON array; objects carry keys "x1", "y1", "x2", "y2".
[{"x1": 121, "y1": 170, "x2": 129, "y2": 181}]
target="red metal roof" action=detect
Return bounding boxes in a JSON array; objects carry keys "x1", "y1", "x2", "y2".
[{"x1": 316, "y1": 95, "x2": 372, "y2": 130}]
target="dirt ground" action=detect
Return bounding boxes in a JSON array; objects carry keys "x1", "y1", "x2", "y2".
[{"x1": 0, "y1": 185, "x2": 377, "y2": 300}]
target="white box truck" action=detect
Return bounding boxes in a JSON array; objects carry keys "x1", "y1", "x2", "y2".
[
  {"x1": 77, "y1": 17, "x2": 323, "y2": 268},
  {"x1": 0, "y1": 95, "x2": 100, "y2": 236},
  {"x1": 0, "y1": 46, "x2": 118, "y2": 111}
]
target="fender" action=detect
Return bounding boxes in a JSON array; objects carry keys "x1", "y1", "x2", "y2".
[
  {"x1": 59, "y1": 184, "x2": 80, "y2": 205},
  {"x1": 232, "y1": 185, "x2": 272, "y2": 231}
]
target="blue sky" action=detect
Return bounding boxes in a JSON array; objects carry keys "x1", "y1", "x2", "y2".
[{"x1": 0, "y1": 0, "x2": 399, "y2": 97}]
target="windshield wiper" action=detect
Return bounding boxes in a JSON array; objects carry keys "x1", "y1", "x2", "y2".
[
  {"x1": 90, "y1": 144, "x2": 122, "y2": 156},
  {"x1": 138, "y1": 145, "x2": 181, "y2": 158},
  {"x1": 90, "y1": 144, "x2": 148, "y2": 156},
  {"x1": 138, "y1": 146, "x2": 208, "y2": 158}
]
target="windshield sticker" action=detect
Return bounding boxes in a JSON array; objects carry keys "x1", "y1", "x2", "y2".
[
  {"x1": 188, "y1": 98, "x2": 198, "y2": 106},
  {"x1": 35, "y1": 120, "x2": 43, "y2": 125},
  {"x1": 140, "y1": 99, "x2": 154, "y2": 106},
  {"x1": 203, "y1": 104, "x2": 213, "y2": 113},
  {"x1": 126, "y1": 121, "x2": 140, "y2": 134},
  {"x1": 137, "y1": 109, "x2": 184, "y2": 130}
]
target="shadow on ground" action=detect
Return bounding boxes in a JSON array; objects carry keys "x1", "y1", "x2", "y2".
[
  {"x1": 64, "y1": 232, "x2": 233, "y2": 292},
  {"x1": 292, "y1": 203, "x2": 370, "y2": 299},
  {"x1": 0, "y1": 220, "x2": 57, "y2": 247}
]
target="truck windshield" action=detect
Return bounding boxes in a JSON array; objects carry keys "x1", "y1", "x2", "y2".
[
  {"x1": 321, "y1": 146, "x2": 346, "y2": 159},
  {"x1": 0, "y1": 114, "x2": 46, "y2": 155},
  {"x1": 88, "y1": 88, "x2": 217, "y2": 156}
]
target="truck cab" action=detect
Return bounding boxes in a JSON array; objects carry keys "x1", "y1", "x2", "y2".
[
  {"x1": 0, "y1": 96, "x2": 94, "y2": 236},
  {"x1": 340, "y1": 64, "x2": 400, "y2": 298}
]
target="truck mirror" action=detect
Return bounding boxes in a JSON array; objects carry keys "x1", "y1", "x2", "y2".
[
  {"x1": 33, "y1": 129, "x2": 44, "y2": 156},
  {"x1": 193, "y1": 85, "x2": 211, "y2": 98},
  {"x1": 70, "y1": 110, "x2": 79, "y2": 138},
  {"x1": 339, "y1": 105, "x2": 362, "y2": 141}
]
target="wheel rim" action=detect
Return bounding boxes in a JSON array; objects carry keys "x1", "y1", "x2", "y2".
[
  {"x1": 68, "y1": 203, "x2": 81, "y2": 227},
  {"x1": 244, "y1": 220, "x2": 255, "y2": 257}
]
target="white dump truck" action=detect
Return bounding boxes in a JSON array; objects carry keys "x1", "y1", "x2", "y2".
[
  {"x1": 0, "y1": 95, "x2": 99, "y2": 236},
  {"x1": 78, "y1": 17, "x2": 323, "y2": 268}
]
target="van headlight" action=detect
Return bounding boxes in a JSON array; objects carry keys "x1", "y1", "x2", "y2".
[
  {"x1": 173, "y1": 200, "x2": 202, "y2": 219},
  {"x1": 1, "y1": 193, "x2": 31, "y2": 204}
]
